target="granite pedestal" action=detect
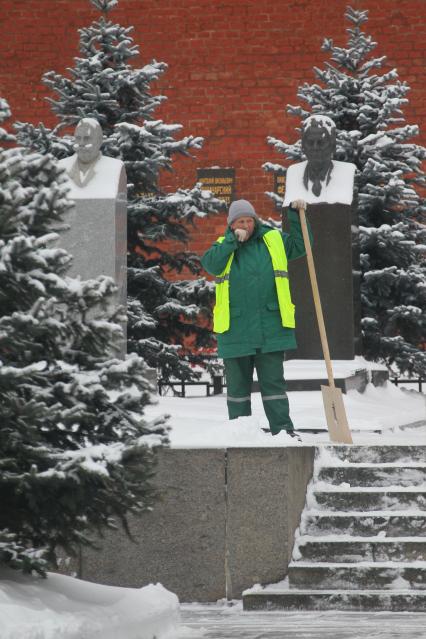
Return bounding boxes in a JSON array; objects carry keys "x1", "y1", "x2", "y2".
[
  {"x1": 285, "y1": 202, "x2": 355, "y2": 360},
  {"x1": 57, "y1": 158, "x2": 127, "y2": 353},
  {"x1": 60, "y1": 192, "x2": 127, "y2": 310}
]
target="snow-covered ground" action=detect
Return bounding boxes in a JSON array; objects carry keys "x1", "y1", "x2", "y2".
[
  {"x1": 149, "y1": 364, "x2": 426, "y2": 448},
  {"x1": 179, "y1": 601, "x2": 426, "y2": 638},
  {"x1": 0, "y1": 568, "x2": 179, "y2": 639},
  {"x1": 2, "y1": 365, "x2": 425, "y2": 638}
]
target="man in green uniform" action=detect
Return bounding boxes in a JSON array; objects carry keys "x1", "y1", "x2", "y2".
[{"x1": 201, "y1": 198, "x2": 311, "y2": 440}]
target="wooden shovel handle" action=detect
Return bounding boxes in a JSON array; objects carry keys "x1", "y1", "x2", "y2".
[{"x1": 298, "y1": 206, "x2": 336, "y2": 390}]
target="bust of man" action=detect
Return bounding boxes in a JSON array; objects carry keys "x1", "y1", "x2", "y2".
[
  {"x1": 58, "y1": 118, "x2": 126, "y2": 200},
  {"x1": 71, "y1": 117, "x2": 103, "y2": 186},
  {"x1": 283, "y1": 115, "x2": 356, "y2": 206},
  {"x1": 301, "y1": 115, "x2": 336, "y2": 197}
]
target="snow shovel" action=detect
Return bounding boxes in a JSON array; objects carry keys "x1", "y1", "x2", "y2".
[{"x1": 297, "y1": 203, "x2": 353, "y2": 445}]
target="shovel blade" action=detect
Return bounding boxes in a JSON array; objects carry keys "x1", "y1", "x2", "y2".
[{"x1": 321, "y1": 385, "x2": 353, "y2": 444}]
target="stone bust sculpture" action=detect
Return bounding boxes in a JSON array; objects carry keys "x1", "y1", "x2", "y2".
[
  {"x1": 58, "y1": 118, "x2": 126, "y2": 200},
  {"x1": 283, "y1": 114, "x2": 356, "y2": 206},
  {"x1": 301, "y1": 115, "x2": 336, "y2": 197},
  {"x1": 69, "y1": 117, "x2": 104, "y2": 187}
]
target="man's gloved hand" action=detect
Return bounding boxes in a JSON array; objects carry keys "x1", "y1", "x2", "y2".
[
  {"x1": 234, "y1": 228, "x2": 249, "y2": 242},
  {"x1": 290, "y1": 199, "x2": 307, "y2": 211}
]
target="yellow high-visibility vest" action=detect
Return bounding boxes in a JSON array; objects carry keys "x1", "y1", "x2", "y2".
[{"x1": 213, "y1": 229, "x2": 295, "y2": 333}]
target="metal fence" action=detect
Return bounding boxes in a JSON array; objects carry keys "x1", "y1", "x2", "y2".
[
  {"x1": 159, "y1": 376, "x2": 425, "y2": 397},
  {"x1": 158, "y1": 375, "x2": 224, "y2": 397},
  {"x1": 391, "y1": 378, "x2": 424, "y2": 393}
]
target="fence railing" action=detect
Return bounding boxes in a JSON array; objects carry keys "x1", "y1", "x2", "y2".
[
  {"x1": 391, "y1": 377, "x2": 424, "y2": 393},
  {"x1": 158, "y1": 375, "x2": 224, "y2": 397},
  {"x1": 159, "y1": 376, "x2": 425, "y2": 397}
]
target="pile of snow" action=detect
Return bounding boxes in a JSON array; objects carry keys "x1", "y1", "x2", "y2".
[{"x1": 0, "y1": 568, "x2": 179, "y2": 639}]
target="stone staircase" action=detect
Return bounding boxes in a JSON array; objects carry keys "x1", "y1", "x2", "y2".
[{"x1": 243, "y1": 445, "x2": 426, "y2": 611}]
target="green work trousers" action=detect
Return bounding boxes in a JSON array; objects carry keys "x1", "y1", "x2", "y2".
[{"x1": 224, "y1": 350, "x2": 294, "y2": 435}]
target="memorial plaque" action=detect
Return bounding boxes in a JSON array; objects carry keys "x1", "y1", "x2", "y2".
[
  {"x1": 197, "y1": 168, "x2": 235, "y2": 206},
  {"x1": 274, "y1": 172, "x2": 286, "y2": 199},
  {"x1": 138, "y1": 188, "x2": 155, "y2": 198}
]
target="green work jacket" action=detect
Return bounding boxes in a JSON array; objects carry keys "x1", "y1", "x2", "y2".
[{"x1": 201, "y1": 208, "x2": 312, "y2": 359}]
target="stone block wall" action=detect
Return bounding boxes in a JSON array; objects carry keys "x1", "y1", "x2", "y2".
[{"x1": 77, "y1": 447, "x2": 315, "y2": 601}]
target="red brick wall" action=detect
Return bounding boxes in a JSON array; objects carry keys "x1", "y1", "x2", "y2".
[{"x1": 1, "y1": 0, "x2": 425, "y2": 259}]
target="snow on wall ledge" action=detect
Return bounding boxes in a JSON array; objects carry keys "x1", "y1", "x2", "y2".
[{"x1": 0, "y1": 568, "x2": 180, "y2": 639}]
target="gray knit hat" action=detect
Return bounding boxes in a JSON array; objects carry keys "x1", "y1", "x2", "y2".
[{"x1": 227, "y1": 199, "x2": 257, "y2": 225}]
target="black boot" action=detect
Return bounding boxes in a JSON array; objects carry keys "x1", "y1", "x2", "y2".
[{"x1": 262, "y1": 427, "x2": 302, "y2": 442}]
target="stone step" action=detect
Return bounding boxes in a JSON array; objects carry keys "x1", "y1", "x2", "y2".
[
  {"x1": 254, "y1": 446, "x2": 426, "y2": 612},
  {"x1": 295, "y1": 539, "x2": 426, "y2": 563},
  {"x1": 314, "y1": 489, "x2": 426, "y2": 512},
  {"x1": 318, "y1": 465, "x2": 426, "y2": 487},
  {"x1": 243, "y1": 589, "x2": 426, "y2": 612},
  {"x1": 302, "y1": 513, "x2": 426, "y2": 537},
  {"x1": 323, "y1": 445, "x2": 426, "y2": 464},
  {"x1": 252, "y1": 367, "x2": 368, "y2": 394},
  {"x1": 287, "y1": 563, "x2": 426, "y2": 590}
]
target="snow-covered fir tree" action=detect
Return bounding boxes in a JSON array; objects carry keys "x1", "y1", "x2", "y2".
[
  {"x1": 15, "y1": 0, "x2": 222, "y2": 382},
  {"x1": 0, "y1": 99, "x2": 168, "y2": 575},
  {"x1": 264, "y1": 6, "x2": 426, "y2": 377}
]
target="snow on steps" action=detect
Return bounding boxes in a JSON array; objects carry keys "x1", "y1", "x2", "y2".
[
  {"x1": 289, "y1": 562, "x2": 426, "y2": 590},
  {"x1": 243, "y1": 446, "x2": 426, "y2": 612},
  {"x1": 305, "y1": 514, "x2": 426, "y2": 537},
  {"x1": 318, "y1": 465, "x2": 426, "y2": 487}
]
